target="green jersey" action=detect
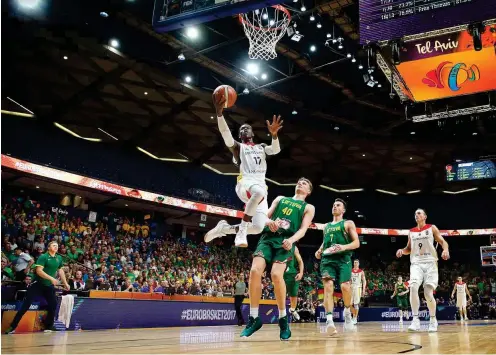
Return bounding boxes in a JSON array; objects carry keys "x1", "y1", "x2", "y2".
[
  {"x1": 33, "y1": 252, "x2": 63, "y2": 286},
  {"x1": 396, "y1": 282, "x2": 407, "y2": 296},
  {"x1": 322, "y1": 220, "x2": 352, "y2": 261},
  {"x1": 262, "y1": 197, "x2": 307, "y2": 238}
]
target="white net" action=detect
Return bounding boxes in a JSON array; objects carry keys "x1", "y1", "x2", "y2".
[{"x1": 239, "y1": 5, "x2": 291, "y2": 61}]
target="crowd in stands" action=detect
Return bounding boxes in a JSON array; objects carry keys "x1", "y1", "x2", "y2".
[{"x1": 2, "y1": 194, "x2": 496, "y2": 314}]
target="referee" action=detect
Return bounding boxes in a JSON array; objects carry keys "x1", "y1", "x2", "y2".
[
  {"x1": 234, "y1": 273, "x2": 247, "y2": 326},
  {"x1": 4, "y1": 241, "x2": 70, "y2": 334}
]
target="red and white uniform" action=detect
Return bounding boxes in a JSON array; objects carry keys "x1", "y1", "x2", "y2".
[
  {"x1": 235, "y1": 143, "x2": 268, "y2": 214},
  {"x1": 351, "y1": 268, "x2": 364, "y2": 305},
  {"x1": 456, "y1": 282, "x2": 468, "y2": 308},
  {"x1": 409, "y1": 224, "x2": 439, "y2": 289}
]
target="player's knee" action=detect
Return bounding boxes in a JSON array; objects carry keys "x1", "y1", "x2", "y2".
[
  {"x1": 249, "y1": 185, "x2": 265, "y2": 202},
  {"x1": 270, "y1": 268, "x2": 284, "y2": 283},
  {"x1": 250, "y1": 220, "x2": 265, "y2": 234},
  {"x1": 250, "y1": 264, "x2": 263, "y2": 278},
  {"x1": 341, "y1": 282, "x2": 351, "y2": 292},
  {"x1": 324, "y1": 279, "x2": 334, "y2": 292}
]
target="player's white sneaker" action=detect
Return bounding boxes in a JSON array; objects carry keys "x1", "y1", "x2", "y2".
[
  {"x1": 344, "y1": 308, "x2": 353, "y2": 330},
  {"x1": 290, "y1": 309, "x2": 300, "y2": 321},
  {"x1": 235, "y1": 224, "x2": 248, "y2": 247},
  {"x1": 464, "y1": 317, "x2": 468, "y2": 321},
  {"x1": 204, "y1": 220, "x2": 228, "y2": 243},
  {"x1": 352, "y1": 317, "x2": 357, "y2": 325},
  {"x1": 399, "y1": 318, "x2": 403, "y2": 325},
  {"x1": 428, "y1": 318, "x2": 438, "y2": 332},
  {"x1": 408, "y1": 317, "x2": 420, "y2": 331},
  {"x1": 325, "y1": 320, "x2": 337, "y2": 336}
]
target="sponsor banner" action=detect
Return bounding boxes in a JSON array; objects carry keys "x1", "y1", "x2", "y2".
[
  {"x1": 2, "y1": 155, "x2": 495, "y2": 237},
  {"x1": 54, "y1": 298, "x2": 280, "y2": 330},
  {"x1": 1, "y1": 302, "x2": 40, "y2": 311},
  {"x1": 316, "y1": 306, "x2": 457, "y2": 322}
]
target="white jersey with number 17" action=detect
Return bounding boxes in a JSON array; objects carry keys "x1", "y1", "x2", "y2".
[
  {"x1": 238, "y1": 143, "x2": 267, "y2": 181},
  {"x1": 409, "y1": 224, "x2": 438, "y2": 264}
]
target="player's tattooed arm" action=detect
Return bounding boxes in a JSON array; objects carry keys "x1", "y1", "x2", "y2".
[
  {"x1": 432, "y1": 225, "x2": 450, "y2": 260},
  {"x1": 315, "y1": 243, "x2": 324, "y2": 259}
]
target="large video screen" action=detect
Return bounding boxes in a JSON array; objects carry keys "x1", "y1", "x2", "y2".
[
  {"x1": 395, "y1": 25, "x2": 496, "y2": 102},
  {"x1": 446, "y1": 160, "x2": 496, "y2": 182},
  {"x1": 358, "y1": 0, "x2": 496, "y2": 45}
]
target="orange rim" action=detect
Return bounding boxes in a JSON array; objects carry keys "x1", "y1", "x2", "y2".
[{"x1": 238, "y1": 5, "x2": 291, "y2": 32}]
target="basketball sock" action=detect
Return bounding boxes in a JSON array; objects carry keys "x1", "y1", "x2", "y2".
[
  {"x1": 279, "y1": 309, "x2": 287, "y2": 319},
  {"x1": 250, "y1": 308, "x2": 259, "y2": 318},
  {"x1": 326, "y1": 312, "x2": 333, "y2": 322},
  {"x1": 399, "y1": 310, "x2": 403, "y2": 320},
  {"x1": 424, "y1": 285, "x2": 437, "y2": 317},
  {"x1": 221, "y1": 224, "x2": 238, "y2": 235},
  {"x1": 410, "y1": 284, "x2": 420, "y2": 317}
]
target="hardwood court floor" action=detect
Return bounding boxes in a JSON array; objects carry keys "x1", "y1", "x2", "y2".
[{"x1": 2, "y1": 320, "x2": 496, "y2": 354}]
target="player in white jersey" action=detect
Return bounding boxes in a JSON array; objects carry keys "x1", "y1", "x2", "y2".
[
  {"x1": 396, "y1": 208, "x2": 450, "y2": 332},
  {"x1": 350, "y1": 259, "x2": 366, "y2": 325},
  {"x1": 204, "y1": 95, "x2": 283, "y2": 247},
  {"x1": 451, "y1": 276, "x2": 471, "y2": 321}
]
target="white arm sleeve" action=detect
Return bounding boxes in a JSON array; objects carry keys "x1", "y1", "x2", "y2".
[
  {"x1": 264, "y1": 137, "x2": 281, "y2": 155},
  {"x1": 217, "y1": 115, "x2": 235, "y2": 148}
]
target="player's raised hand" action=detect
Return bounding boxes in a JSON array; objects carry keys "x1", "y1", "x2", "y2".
[
  {"x1": 266, "y1": 115, "x2": 283, "y2": 137},
  {"x1": 441, "y1": 249, "x2": 450, "y2": 260},
  {"x1": 212, "y1": 94, "x2": 226, "y2": 116},
  {"x1": 396, "y1": 249, "x2": 404, "y2": 258}
]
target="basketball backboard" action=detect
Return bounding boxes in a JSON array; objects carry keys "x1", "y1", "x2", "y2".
[{"x1": 153, "y1": 0, "x2": 284, "y2": 32}]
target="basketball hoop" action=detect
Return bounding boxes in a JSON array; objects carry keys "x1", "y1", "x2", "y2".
[{"x1": 239, "y1": 5, "x2": 291, "y2": 61}]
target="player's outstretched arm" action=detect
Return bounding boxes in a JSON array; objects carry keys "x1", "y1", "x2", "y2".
[
  {"x1": 214, "y1": 95, "x2": 239, "y2": 151},
  {"x1": 264, "y1": 115, "x2": 283, "y2": 155},
  {"x1": 432, "y1": 225, "x2": 450, "y2": 260}
]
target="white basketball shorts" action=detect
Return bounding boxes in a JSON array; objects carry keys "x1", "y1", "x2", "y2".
[
  {"x1": 457, "y1": 296, "x2": 467, "y2": 308},
  {"x1": 409, "y1": 262, "x2": 438, "y2": 289},
  {"x1": 351, "y1": 286, "x2": 362, "y2": 306},
  {"x1": 235, "y1": 178, "x2": 268, "y2": 215}
]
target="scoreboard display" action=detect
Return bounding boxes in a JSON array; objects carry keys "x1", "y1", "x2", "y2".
[
  {"x1": 358, "y1": 0, "x2": 496, "y2": 44},
  {"x1": 480, "y1": 245, "x2": 496, "y2": 267},
  {"x1": 446, "y1": 160, "x2": 496, "y2": 182}
]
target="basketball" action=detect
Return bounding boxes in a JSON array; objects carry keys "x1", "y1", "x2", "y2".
[{"x1": 213, "y1": 85, "x2": 237, "y2": 108}]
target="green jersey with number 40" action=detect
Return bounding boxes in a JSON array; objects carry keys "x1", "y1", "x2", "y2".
[
  {"x1": 322, "y1": 219, "x2": 352, "y2": 260},
  {"x1": 262, "y1": 197, "x2": 307, "y2": 238}
]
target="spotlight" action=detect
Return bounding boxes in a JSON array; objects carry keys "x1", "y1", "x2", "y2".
[
  {"x1": 378, "y1": 83, "x2": 382, "y2": 88},
  {"x1": 186, "y1": 27, "x2": 199, "y2": 39},
  {"x1": 178, "y1": 53, "x2": 185, "y2": 61},
  {"x1": 292, "y1": 109, "x2": 298, "y2": 115},
  {"x1": 326, "y1": 33, "x2": 332, "y2": 38},
  {"x1": 301, "y1": 5, "x2": 306, "y2": 11},
  {"x1": 100, "y1": 11, "x2": 109, "y2": 18},
  {"x1": 63, "y1": 56, "x2": 68, "y2": 60},
  {"x1": 332, "y1": 38, "x2": 337, "y2": 44},
  {"x1": 246, "y1": 62, "x2": 259, "y2": 75},
  {"x1": 310, "y1": 14, "x2": 315, "y2": 21},
  {"x1": 472, "y1": 132, "x2": 478, "y2": 135},
  {"x1": 338, "y1": 43, "x2": 343, "y2": 49},
  {"x1": 351, "y1": 57, "x2": 356, "y2": 63},
  {"x1": 317, "y1": 22, "x2": 322, "y2": 29},
  {"x1": 391, "y1": 40, "x2": 402, "y2": 65},
  {"x1": 144, "y1": 92, "x2": 148, "y2": 95},
  {"x1": 358, "y1": 63, "x2": 363, "y2": 69},
  {"x1": 243, "y1": 88, "x2": 250, "y2": 94},
  {"x1": 411, "y1": 131, "x2": 415, "y2": 135},
  {"x1": 109, "y1": 38, "x2": 119, "y2": 48},
  {"x1": 293, "y1": 0, "x2": 298, "y2": 2},
  {"x1": 261, "y1": 73, "x2": 268, "y2": 80},
  {"x1": 185, "y1": 76, "x2": 192, "y2": 83},
  {"x1": 36, "y1": 186, "x2": 40, "y2": 189},
  {"x1": 346, "y1": 53, "x2": 352, "y2": 58},
  {"x1": 310, "y1": 45, "x2": 316, "y2": 52},
  {"x1": 410, "y1": 157, "x2": 413, "y2": 160},
  {"x1": 269, "y1": 19, "x2": 275, "y2": 26},
  {"x1": 262, "y1": 13, "x2": 268, "y2": 20}
]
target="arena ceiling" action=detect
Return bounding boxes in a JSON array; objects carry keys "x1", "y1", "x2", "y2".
[{"x1": 2, "y1": 0, "x2": 495, "y2": 192}]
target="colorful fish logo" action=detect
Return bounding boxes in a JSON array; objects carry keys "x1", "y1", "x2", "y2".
[{"x1": 422, "y1": 61, "x2": 480, "y2": 92}]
